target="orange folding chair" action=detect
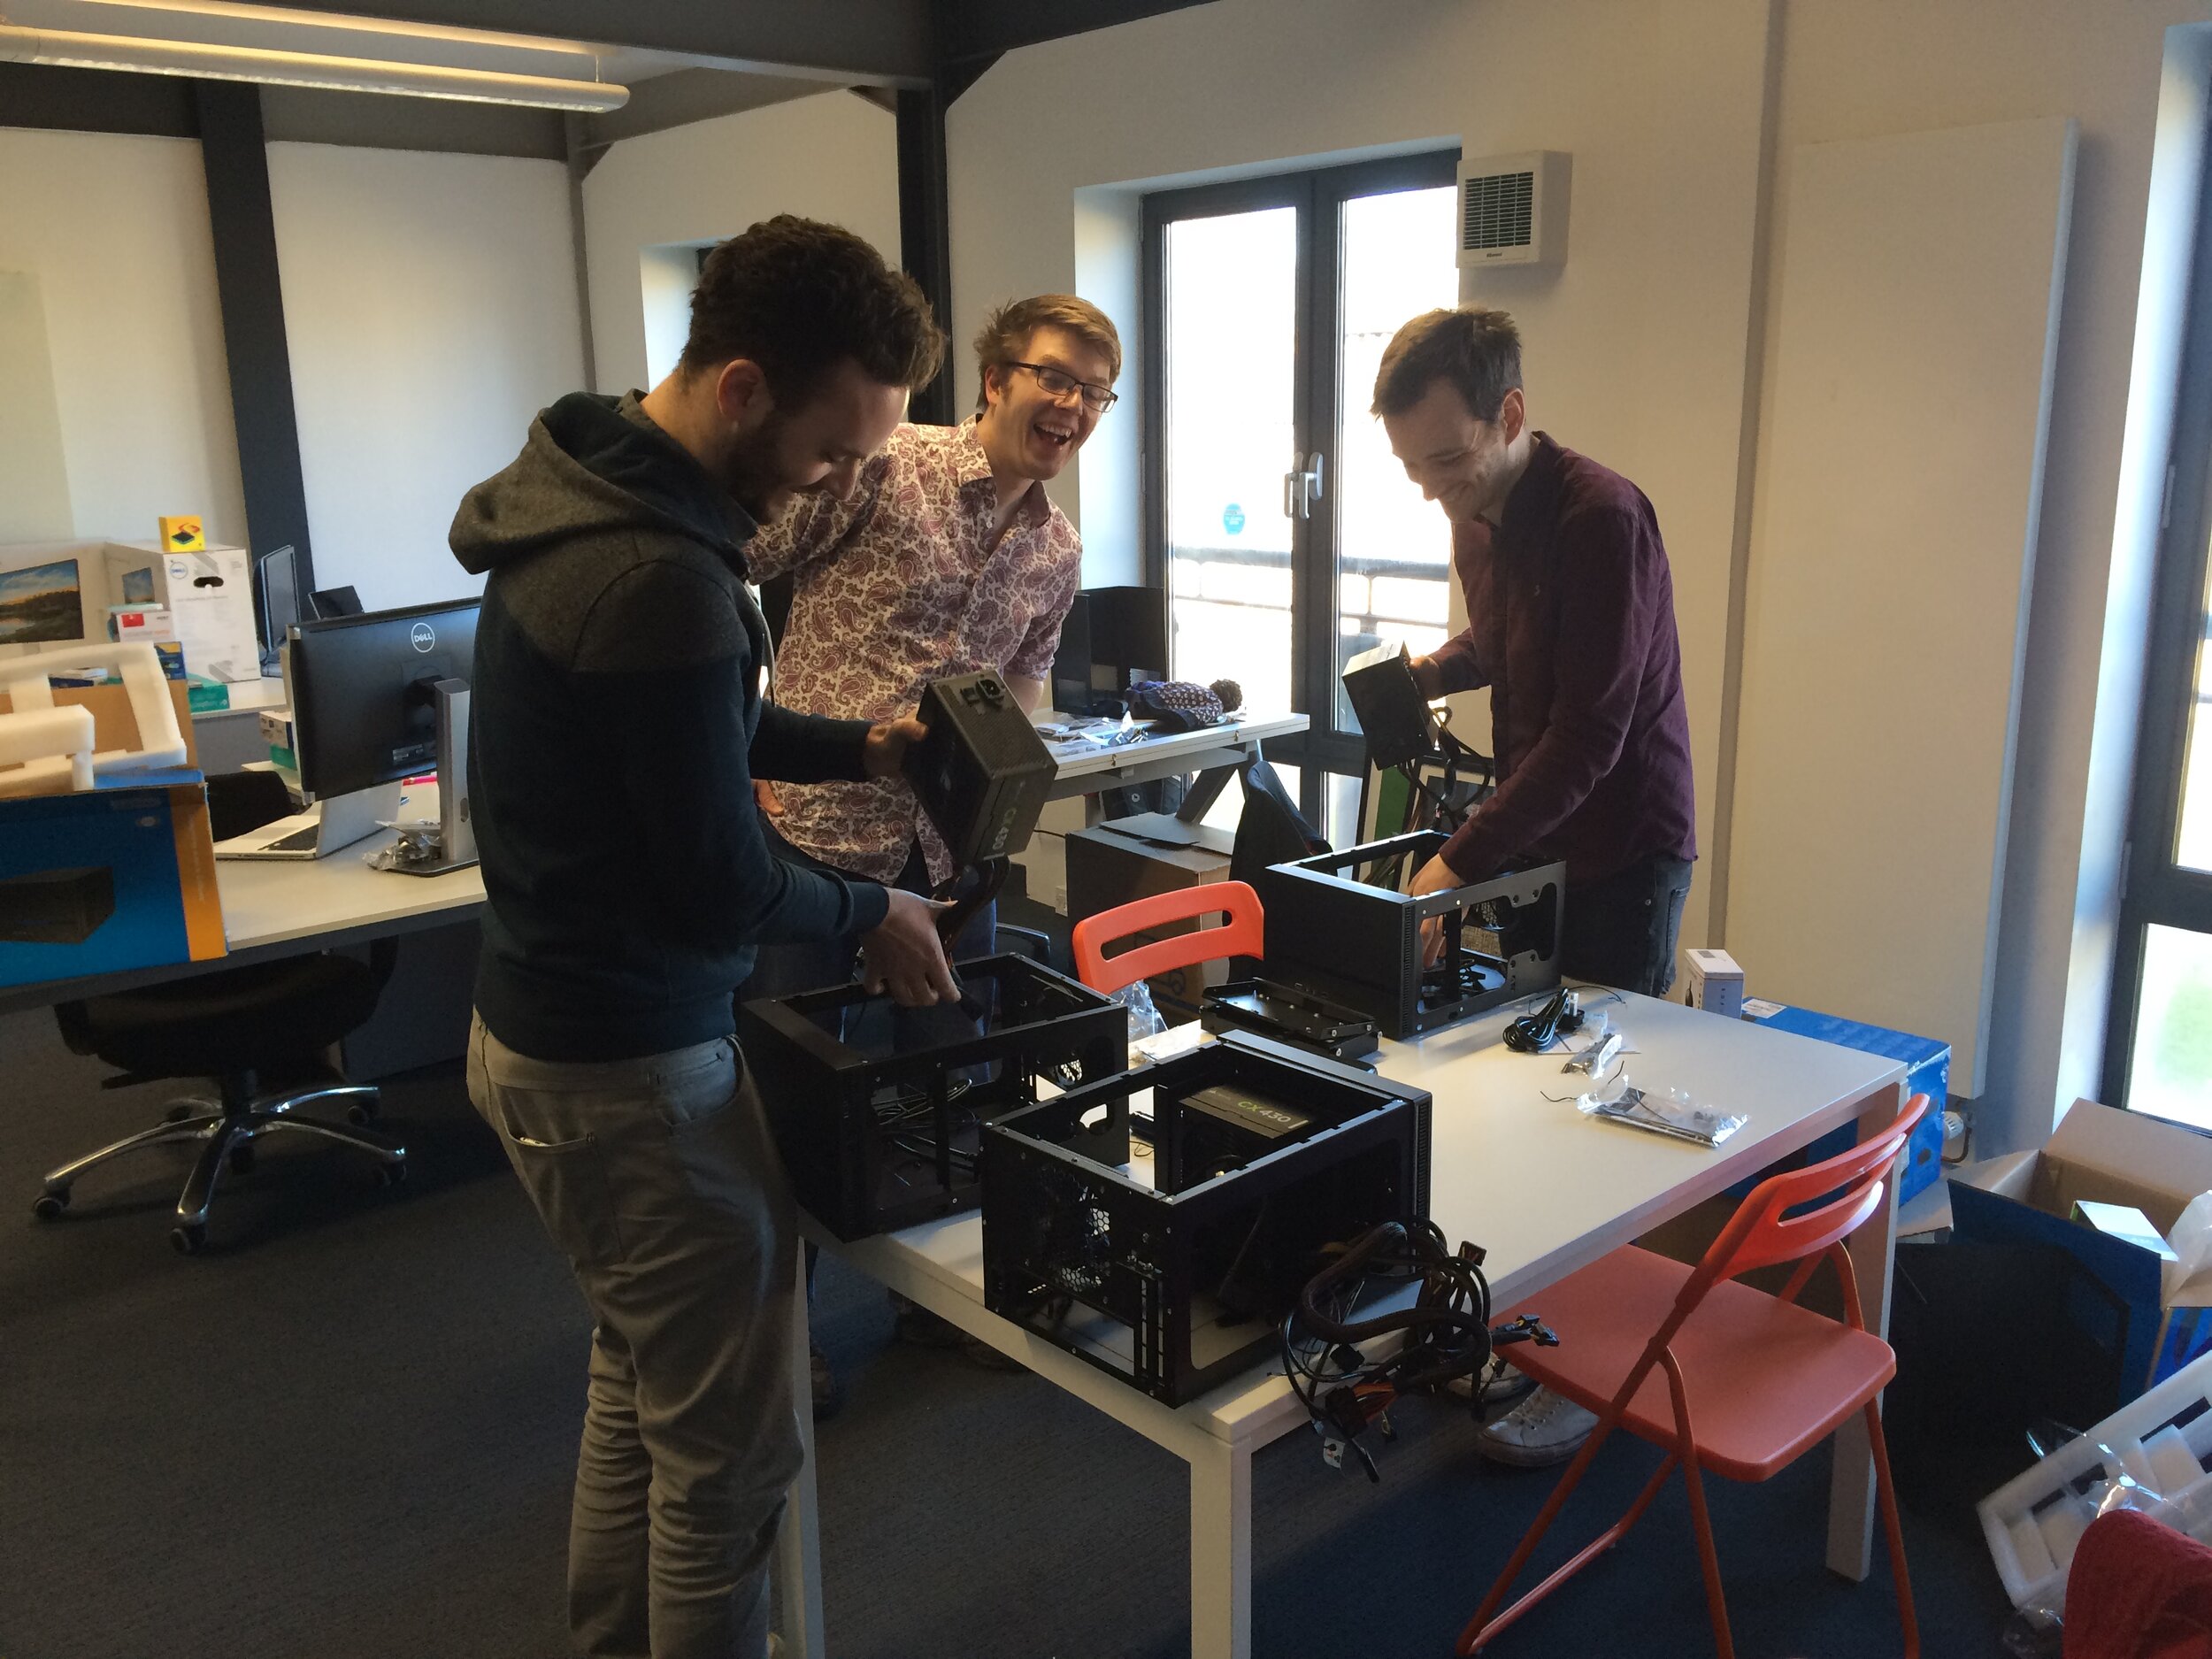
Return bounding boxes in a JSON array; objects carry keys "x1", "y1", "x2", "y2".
[
  {"x1": 1458, "y1": 1094, "x2": 1932, "y2": 1659},
  {"x1": 1070, "y1": 879, "x2": 1265, "y2": 995}
]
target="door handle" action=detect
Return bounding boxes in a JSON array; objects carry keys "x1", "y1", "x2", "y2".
[{"x1": 1282, "y1": 452, "x2": 1325, "y2": 519}]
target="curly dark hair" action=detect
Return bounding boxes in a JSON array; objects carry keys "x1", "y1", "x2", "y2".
[
  {"x1": 1371, "y1": 307, "x2": 1522, "y2": 422},
  {"x1": 681, "y1": 215, "x2": 946, "y2": 405}
]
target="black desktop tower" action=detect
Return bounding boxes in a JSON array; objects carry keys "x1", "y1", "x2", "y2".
[
  {"x1": 906, "y1": 672, "x2": 1056, "y2": 866},
  {"x1": 0, "y1": 865, "x2": 117, "y2": 946}
]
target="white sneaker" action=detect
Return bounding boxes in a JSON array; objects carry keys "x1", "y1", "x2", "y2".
[
  {"x1": 1445, "y1": 1358, "x2": 1539, "y2": 1408},
  {"x1": 1476, "y1": 1386, "x2": 1600, "y2": 1467}
]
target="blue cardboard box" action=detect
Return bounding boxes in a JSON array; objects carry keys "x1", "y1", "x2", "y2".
[
  {"x1": 1, "y1": 679, "x2": 225, "y2": 991},
  {"x1": 1741, "y1": 1002, "x2": 1950, "y2": 1202},
  {"x1": 0, "y1": 773, "x2": 227, "y2": 990},
  {"x1": 1947, "y1": 1099, "x2": 2212, "y2": 1397}
]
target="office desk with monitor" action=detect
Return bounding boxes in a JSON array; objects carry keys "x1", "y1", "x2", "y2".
[{"x1": 772, "y1": 991, "x2": 1912, "y2": 1659}]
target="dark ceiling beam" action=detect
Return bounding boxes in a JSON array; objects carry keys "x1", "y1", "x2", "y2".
[
  {"x1": 191, "y1": 81, "x2": 318, "y2": 607},
  {"x1": 576, "y1": 65, "x2": 838, "y2": 151},
  {"x1": 225, "y1": 0, "x2": 933, "y2": 84},
  {"x1": 934, "y1": 0, "x2": 1217, "y2": 77}
]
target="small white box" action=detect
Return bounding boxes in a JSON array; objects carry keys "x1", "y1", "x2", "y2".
[
  {"x1": 1684, "y1": 948, "x2": 1745, "y2": 1018},
  {"x1": 102, "y1": 541, "x2": 258, "y2": 684}
]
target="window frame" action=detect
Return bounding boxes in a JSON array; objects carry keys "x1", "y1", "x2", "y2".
[
  {"x1": 2103, "y1": 141, "x2": 2212, "y2": 1114},
  {"x1": 1141, "y1": 149, "x2": 1462, "y2": 818}
]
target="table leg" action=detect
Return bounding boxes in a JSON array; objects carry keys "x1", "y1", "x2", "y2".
[
  {"x1": 1174, "y1": 752, "x2": 1247, "y2": 825},
  {"x1": 1828, "y1": 1079, "x2": 1907, "y2": 1579},
  {"x1": 1190, "y1": 1433, "x2": 1252, "y2": 1659},
  {"x1": 775, "y1": 1248, "x2": 827, "y2": 1657}
]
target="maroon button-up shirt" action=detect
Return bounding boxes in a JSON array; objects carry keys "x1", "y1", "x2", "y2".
[{"x1": 1432, "y1": 432, "x2": 1696, "y2": 887}]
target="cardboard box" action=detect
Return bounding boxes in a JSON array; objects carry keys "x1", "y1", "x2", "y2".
[
  {"x1": 1744, "y1": 1002, "x2": 1950, "y2": 1203},
  {"x1": 1065, "y1": 812, "x2": 1236, "y2": 1018},
  {"x1": 102, "y1": 541, "x2": 258, "y2": 685},
  {"x1": 0, "y1": 680, "x2": 224, "y2": 989},
  {"x1": 1684, "y1": 947, "x2": 1744, "y2": 1017},
  {"x1": 1948, "y1": 1098, "x2": 2212, "y2": 1397}
]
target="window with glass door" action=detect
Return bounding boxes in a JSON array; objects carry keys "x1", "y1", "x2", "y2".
[{"x1": 1141, "y1": 151, "x2": 1461, "y2": 842}]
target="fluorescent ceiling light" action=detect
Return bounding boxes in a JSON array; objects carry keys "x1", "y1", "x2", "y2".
[
  {"x1": 0, "y1": 24, "x2": 629, "y2": 111},
  {"x1": 65, "y1": 0, "x2": 606, "y2": 58}
]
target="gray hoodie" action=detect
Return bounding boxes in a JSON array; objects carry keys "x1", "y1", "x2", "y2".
[{"x1": 452, "y1": 390, "x2": 887, "y2": 1063}]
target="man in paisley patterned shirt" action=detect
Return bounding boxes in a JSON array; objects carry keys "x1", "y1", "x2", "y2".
[
  {"x1": 743, "y1": 293, "x2": 1121, "y2": 976},
  {"x1": 741, "y1": 295, "x2": 1120, "y2": 1389}
]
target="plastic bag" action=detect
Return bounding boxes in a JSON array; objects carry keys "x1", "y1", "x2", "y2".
[
  {"x1": 1112, "y1": 979, "x2": 1166, "y2": 1042},
  {"x1": 1576, "y1": 1082, "x2": 1746, "y2": 1148}
]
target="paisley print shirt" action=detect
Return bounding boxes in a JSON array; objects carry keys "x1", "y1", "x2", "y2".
[{"x1": 746, "y1": 418, "x2": 1082, "y2": 885}]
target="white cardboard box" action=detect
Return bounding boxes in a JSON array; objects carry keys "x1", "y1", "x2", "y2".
[
  {"x1": 1684, "y1": 947, "x2": 1744, "y2": 1018},
  {"x1": 101, "y1": 541, "x2": 258, "y2": 684}
]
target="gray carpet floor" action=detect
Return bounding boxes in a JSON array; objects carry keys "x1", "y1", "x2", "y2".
[{"x1": 0, "y1": 1002, "x2": 2017, "y2": 1657}]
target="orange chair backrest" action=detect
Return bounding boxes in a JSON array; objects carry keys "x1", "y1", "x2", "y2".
[
  {"x1": 1699, "y1": 1094, "x2": 1933, "y2": 1288},
  {"x1": 1071, "y1": 879, "x2": 1266, "y2": 996}
]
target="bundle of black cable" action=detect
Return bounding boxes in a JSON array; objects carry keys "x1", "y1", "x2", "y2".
[
  {"x1": 1503, "y1": 986, "x2": 1583, "y2": 1053},
  {"x1": 1279, "y1": 1219, "x2": 1494, "y2": 1482}
]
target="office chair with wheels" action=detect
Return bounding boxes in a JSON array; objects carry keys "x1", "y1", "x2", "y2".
[
  {"x1": 30, "y1": 772, "x2": 409, "y2": 1254},
  {"x1": 1456, "y1": 1094, "x2": 1932, "y2": 1658},
  {"x1": 1071, "y1": 879, "x2": 1265, "y2": 995}
]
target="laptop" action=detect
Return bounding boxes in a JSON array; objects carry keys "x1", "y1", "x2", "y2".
[{"x1": 214, "y1": 782, "x2": 401, "y2": 862}]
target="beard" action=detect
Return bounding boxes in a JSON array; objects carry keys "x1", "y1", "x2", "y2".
[{"x1": 716, "y1": 410, "x2": 790, "y2": 524}]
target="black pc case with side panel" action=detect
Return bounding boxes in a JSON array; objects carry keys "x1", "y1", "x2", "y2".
[
  {"x1": 1256, "y1": 833, "x2": 1564, "y2": 1038},
  {"x1": 905, "y1": 671, "x2": 1057, "y2": 867},
  {"x1": 981, "y1": 1031, "x2": 1432, "y2": 1405},
  {"x1": 739, "y1": 954, "x2": 1125, "y2": 1241}
]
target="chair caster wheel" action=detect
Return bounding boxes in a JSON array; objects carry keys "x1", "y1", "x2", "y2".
[
  {"x1": 375, "y1": 1161, "x2": 408, "y2": 1190},
  {"x1": 347, "y1": 1100, "x2": 378, "y2": 1125},
  {"x1": 227, "y1": 1143, "x2": 256, "y2": 1175},
  {"x1": 170, "y1": 1223, "x2": 208, "y2": 1256},
  {"x1": 32, "y1": 1190, "x2": 68, "y2": 1221}
]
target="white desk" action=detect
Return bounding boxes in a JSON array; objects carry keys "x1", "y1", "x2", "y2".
[
  {"x1": 774, "y1": 989, "x2": 1909, "y2": 1659},
  {"x1": 1041, "y1": 711, "x2": 1308, "y2": 802}
]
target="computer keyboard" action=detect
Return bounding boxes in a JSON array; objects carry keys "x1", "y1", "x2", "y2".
[{"x1": 261, "y1": 823, "x2": 324, "y2": 853}]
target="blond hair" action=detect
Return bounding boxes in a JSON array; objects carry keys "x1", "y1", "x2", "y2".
[{"x1": 972, "y1": 294, "x2": 1122, "y2": 412}]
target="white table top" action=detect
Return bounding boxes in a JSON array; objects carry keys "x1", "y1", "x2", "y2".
[
  {"x1": 821, "y1": 987, "x2": 1905, "y2": 1452},
  {"x1": 215, "y1": 831, "x2": 483, "y2": 955},
  {"x1": 1042, "y1": 712, "x2": 1307, "y2": 782}
]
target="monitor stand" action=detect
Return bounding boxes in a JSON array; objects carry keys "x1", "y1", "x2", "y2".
[{"x1": 388, "y1": 678, "x2": 478, "y2": 878}]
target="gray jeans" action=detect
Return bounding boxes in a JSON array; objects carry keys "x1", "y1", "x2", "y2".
[{"x1": 467, "y1": 1015, "x2": 798, "y2": 1659}]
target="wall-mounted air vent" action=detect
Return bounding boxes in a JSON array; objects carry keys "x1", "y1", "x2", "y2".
[{"x1": 1456, "y1": 151, "x2": 1570, "y2": 270}]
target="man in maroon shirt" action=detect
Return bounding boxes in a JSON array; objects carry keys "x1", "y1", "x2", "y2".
[
  {"x1": 1375, "y1": 306, "x2": 1696, "y2": 1001},
  {"x1": 1374, "y1": 308, "x2": 1697, "y2": 1469}
]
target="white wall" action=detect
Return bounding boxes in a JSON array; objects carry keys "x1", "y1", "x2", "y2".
[
  {"x1": 949, "y1": 0, "x2": 2212, "y2": 1152},
  {"x1": 579, "y1": 92, "x2": 901, "y2": 397},
  {"x1": 949, "y1": 0, "x2": 1772, "y2": 979},
  {"x1": 266, "y1": 142, "x2": 583, "y2": 611},
  {"x1": 0, "y1": 129, "x2": 246, "y2": 550}
]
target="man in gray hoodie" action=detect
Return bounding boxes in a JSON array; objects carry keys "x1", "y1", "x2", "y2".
[{"x1": 451, "y1": 216, "x2": 955, "y2": 1659}]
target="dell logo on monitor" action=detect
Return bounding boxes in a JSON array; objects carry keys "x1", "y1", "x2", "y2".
[{"x1": 410, "y1": 623, "x2": 435, "y2": 653}]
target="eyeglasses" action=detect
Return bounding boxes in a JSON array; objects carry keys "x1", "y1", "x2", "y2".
[{"x1": 1007, "y1": 361, "x2": 1118, "y2": 412}]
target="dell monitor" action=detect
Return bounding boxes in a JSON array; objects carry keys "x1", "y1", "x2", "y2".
[{"x1": 287, "y1": 598, "x2": 480, "y2": 874}]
